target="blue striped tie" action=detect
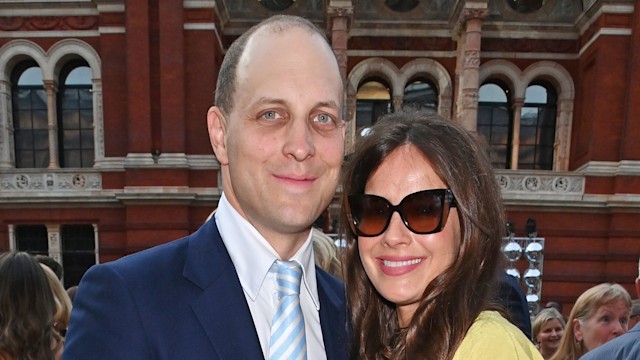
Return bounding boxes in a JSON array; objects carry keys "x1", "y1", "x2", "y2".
[{"x1": 269, "y1": 260, "x2": 307, "y2": 360}]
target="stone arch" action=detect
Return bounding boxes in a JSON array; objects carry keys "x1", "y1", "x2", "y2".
[
  {"x1": 47, "y1": 39, "x2": 105, "y2": 165},
  {"x1": 0, "y1": 40, "x2": 48, "y2": 168},
  {"x1": 399, "y1": 58, "x2": 453, "y2": 119},
  {"x1": 479, "y1": 59, "x2": 522, "y2": 97},
  {"x1": 0, "y1": 39, "x2": 47, "y2": 83},
  {"x1": 522, "y1": 61, "x2": 575, "y2": 171},
  {"x1": 48, "y1": 39, "x2": 102, "y2": 81}
]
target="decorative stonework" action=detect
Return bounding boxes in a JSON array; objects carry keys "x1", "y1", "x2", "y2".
[
  {"x1": 0, "y1": 16, "x2": 99, "y2": 31},
  {"x1": 496, "y1": 172, "x2": 584, "y2": 196},
  {"x1": 0, "y1": 171, "x2": 102, "y2": 192}
]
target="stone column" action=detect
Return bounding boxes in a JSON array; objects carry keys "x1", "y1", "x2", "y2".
[
  {"x1": 510, "y1": 98, "x2": 524, "y2": 170},
  {"x1": 554, "y1": 99, "x2": 573, "y2": 171},
  {"x1": 44, "y1": 80, "x2": 59, "y2": 168},
  {"x1": 327, "y1": 4, "x2": 353, "y2": 83},
  {"x1": 0, "y1": 79, "x2": 13, "y2": 168},
  {"x1": 454, "y1": 7, "x2": 488, "y2": 132},
  {"x1": 327, "y1": 2, "x2": 353, "y2": 150}
]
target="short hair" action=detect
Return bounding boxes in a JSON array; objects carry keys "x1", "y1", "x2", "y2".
[
  {"x1": 532, "y1": 307, "x2": 565, "y2": 342},
  {"x1": 550, "y1": 283, "x2": 632, "y2": 360},
  {"x1": 214, "y1": 15, "x2": 331, "y2": 115},
  {"x1": 35, "y1": 254, "x2": 63, "y2": 280},
  {"x1": 342, "y1": 111, "x2": 505, "y2": 359}
]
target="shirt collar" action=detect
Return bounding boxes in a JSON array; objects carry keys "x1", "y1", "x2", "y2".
[{"x1": 215, "y1": 193, "x2": 320, "y2": 310}]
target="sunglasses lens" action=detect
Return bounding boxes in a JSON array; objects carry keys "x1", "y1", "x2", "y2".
[
  {"x1": 349, "y1": 196, "x2": 389, "y2": 236},
  {"x1": 403, "y1": 191, "x2": 442, "y2": 233}
]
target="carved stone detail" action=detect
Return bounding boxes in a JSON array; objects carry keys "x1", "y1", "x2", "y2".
[
  {"x1": 1, "y1": 171, "x2": 102, "y2": 192},
  {"x1": 496, "y1": 172, "x2": 584, "y2": 195},
  {"x1": 0, "y1": 16, "x2": 98, "y2": 31}
]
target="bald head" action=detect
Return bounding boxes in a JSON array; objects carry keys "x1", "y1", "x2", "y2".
[{"x1": 214, "y1": 15, "x2": 338, "y2": 116}]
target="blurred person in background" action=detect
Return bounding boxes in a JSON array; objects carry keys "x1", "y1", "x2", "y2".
[{"x1": 533, "y1": 307, "x2": 566, "y2": 359}]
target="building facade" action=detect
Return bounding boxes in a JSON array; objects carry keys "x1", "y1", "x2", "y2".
[{"x1": 0, "y1": 0, "x2": 638, "y2": 311}]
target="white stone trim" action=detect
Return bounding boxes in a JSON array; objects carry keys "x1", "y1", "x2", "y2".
[
  {"x1": 0, "y1": 31, "x2": 100, "y2": 39},
  {"x1": 579, "y1": 28, "x2": 633, "y2": 57},
  {"x1": 576, "y1": 161, "x2": 640, "y2": 176}
]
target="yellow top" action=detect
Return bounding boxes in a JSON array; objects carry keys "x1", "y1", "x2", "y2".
[{"x1": 453, "y1": 311, "x2": 543, "y2": 360}]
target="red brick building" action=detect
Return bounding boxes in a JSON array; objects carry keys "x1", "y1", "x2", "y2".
[{"x1": 0, "y1": 0, "x2": 638, "y2": 313}]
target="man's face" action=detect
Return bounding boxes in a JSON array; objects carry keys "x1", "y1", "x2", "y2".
[{"x1": 209, "y1": 27, "x2": 345, "y2": 257}]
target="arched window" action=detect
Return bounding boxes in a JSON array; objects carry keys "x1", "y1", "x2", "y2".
[
  {"x1": 356, "y1": 79, "x2": 392, "y2": 136},
  {"x1": 519, "y1": 83, "x2": 557, "y2": 170},
  {"x1": 403, "y1": 79, "x2": 437, "y2": 113},
  {"x1": 478, "y1": 82, "x2": 512, "y2": 169},
  {"x1": 57, "y1": 62, "x2": 93, "y2": 168},
  {"x1": 12, "y1": 63, "x2": 49, "y2": 168}
]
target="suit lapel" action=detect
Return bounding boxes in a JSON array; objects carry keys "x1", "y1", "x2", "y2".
[
  {"x1": 317, "y1": 269, "x2": 349, "y2": 360},
  {"x1": 184, "y1": 219, "x2": 264, "y2": 359}
]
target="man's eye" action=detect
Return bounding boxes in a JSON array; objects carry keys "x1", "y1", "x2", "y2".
[
  {"x1": 316, "y1": 113, "x2": 332, "y2": 124},
  {"x1": 312, "y1": 113, "x2": 341, "y2": 130},
  {"x1": 260, "y1": 111, "x2": 282, "y2": 120}
]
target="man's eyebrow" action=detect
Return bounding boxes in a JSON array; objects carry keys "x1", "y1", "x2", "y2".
[{"x1": 254, "y1": 98, "x2": 340, "y2": 111}]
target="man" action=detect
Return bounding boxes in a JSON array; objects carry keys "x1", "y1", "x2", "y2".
[
  {"x1": 64, "y1": 15, "x2": 348, "y2": 359},
  {"x1": 579, "y1": 258, "x2": 640, "y2": 360}
]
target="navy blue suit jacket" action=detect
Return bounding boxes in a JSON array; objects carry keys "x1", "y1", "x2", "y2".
[
  {"x1": 63, "y1": 219, "x2": 348, "y2": 359},
  {"x1": 579, "y1": 322, "x2": 640, "y2": 360}
]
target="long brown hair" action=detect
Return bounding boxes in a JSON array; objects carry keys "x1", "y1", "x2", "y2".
[
  {"x1": 341, "y1": 111, "x2": 505, "y2": 359},
  {"x1": 0, "y1": 252, "x2": 60, "y2": 360}
]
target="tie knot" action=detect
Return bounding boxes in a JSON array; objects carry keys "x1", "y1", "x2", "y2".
[{"x1": 273, "y1": 260, "x2": 302, "y2": 296}]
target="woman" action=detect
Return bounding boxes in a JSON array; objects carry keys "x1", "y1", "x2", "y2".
[
  {"x1": 533, "y1": 307, "x2": 566, "y2": 359},
  {"x1": 40, "y1": 264, "x2": 73, "y2": 337},
  {"x1": 550, "y1": 283, "x2": 631, "y2": 360},
  {"x1": 341, "y1": 111, "x2": 541, "y2": 359},
  {"x1": 0, "y1": 252, "x2": 63, "y2": 360}
]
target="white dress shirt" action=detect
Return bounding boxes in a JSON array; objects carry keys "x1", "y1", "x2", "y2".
[{"x1": 215, "y1": 193, "x2": 327, "y2": 360}]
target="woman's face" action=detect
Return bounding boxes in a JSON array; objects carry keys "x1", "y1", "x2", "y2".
[
  {"x1": 357, "y1": 145, "x2": 461, "y2": 327},
  {"x1": 537, "y1": 318, "x2": 564, "y2": 354},
  {"x1": 574, "y1": 299, "x2": 630, "y2": 352}
]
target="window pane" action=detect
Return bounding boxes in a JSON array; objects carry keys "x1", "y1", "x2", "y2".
[
  {"x1": 16, "y1": 89, "x2": 31, "y2": 108},
  {"x1": 31, "y1": 89, "x2": 47, "y2": 110},
  {"x1": 479, "y1": 84, "x2": 507, "y2": 102},
  {"x1": 15, "y1": 225, "x2": 48, "y2": 255},
  {"x1": 81, "y1": 149, "x2": 94, "y2": 167},
  {"x1": 63, "y1": 130, "x2": 80, "y2": 148},
  {"x1": 79, "y1": 88, "x2": 92, "y2": 108},
  {"x1": 64, "y1": 150, "x2": 81, "y2": 168},
  {"x1": 32, "y1": 110, "x2": 48, "y2": 129},
  {"x1": 62, "y1": 89, "x2": 79, "y2": 109},
  {"x1": 61, "y1": 224, "x2": 95, "y2": 289},
  {"x1": 62, "y1": 110, "x2": 80, "y2": 129},
  {"x1": 16, "y1": 150, "x2": 34, "y2": 168},
  {"x1": 34, "y1": 150, "x2": 49, "y2": 168},
  {"x1": 80, "y1": 130, "x2": 94, "y2": 148},
  {"x1": 33, "y1": 130, "x2": 49, "y2": 150},
  {"x1": 80, "y1": 109, "x2": 93, "y2": 129},
  {"x1": 520, "y1": 125, "x2": 537, "y2": 145},
  {"x1": 14, "y1": 130, "x2": 33, "y2": 149},
  {"x1": 403, "y1": 80, "x2": 437, "y2": 112}
]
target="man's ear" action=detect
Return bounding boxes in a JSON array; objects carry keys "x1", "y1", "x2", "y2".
[
  {"x1": 207, "y1": 106, "x2": 229, "y2": 165},
  {"x1": 573, "y1": 318, "x2": 583, "y2": 341}
]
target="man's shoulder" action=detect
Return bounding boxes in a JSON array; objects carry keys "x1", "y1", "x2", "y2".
[{"x1": 580, "y1": 328, "x2": 640, "y2": 360}]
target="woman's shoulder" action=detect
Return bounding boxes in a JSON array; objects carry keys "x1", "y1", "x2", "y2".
[{"x1": 452, "y1": 311, "x2": 543, "y2": 360}]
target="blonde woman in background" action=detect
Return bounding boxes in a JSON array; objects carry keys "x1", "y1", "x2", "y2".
[
  {"x1": 533, "y1": 307, "x2": 565, "y2": 359},
  {"x1": 40, "y1": 264, "x2": 72, "y2": 337},
  {"x1": 550, "y1": 283, "x2": 631, "y2": 360},
  {"x1": 312, "y1": 228, "x2": 343, "y2": 279}
]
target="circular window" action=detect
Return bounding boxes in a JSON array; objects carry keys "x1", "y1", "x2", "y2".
[
  {"x1": 259, "y1": 0, "x2": 294, "y2": 12},
  {"x1": 384, "y1": 0, "x2": 420, "y2": 12}
]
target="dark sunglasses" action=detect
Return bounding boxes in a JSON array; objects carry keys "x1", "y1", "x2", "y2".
[{"x1": 347, "y1": 189, "x2": 457, "y2": 237}]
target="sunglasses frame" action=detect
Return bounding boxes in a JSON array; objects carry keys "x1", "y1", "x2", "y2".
[{"x1": 347, "y1": 188, "x2": 457, "y2": 237}]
